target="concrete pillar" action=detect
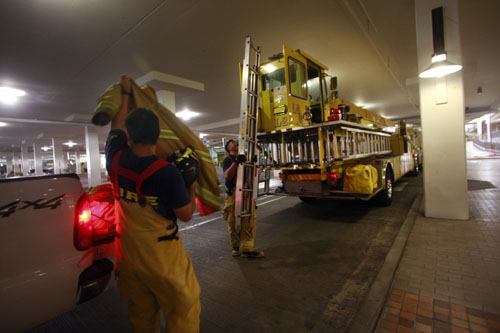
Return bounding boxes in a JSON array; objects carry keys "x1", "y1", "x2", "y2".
[
  {"x1": 486, "y1": 114, "x2": 492, "y2": 142},
  {"x1": 21, "y1": 144, "x2": 31, "y2": 176},
  {"x1": 416, "y1": 0, "x2": 468, "y2": 220},
  {"x1": 6, "y1": 153, "x2": 13, "y2": 177},
  {"x1": 75, "y1": 150, "x2": 82, "y2": 174},
  {"x1": 85, "y1": 126, "x2": 101, "y2": 187},
  {"x1": 33, "y1": 143, "x2": 44, "y2": 176},
  {"x1": 11, "y1": 151, "x2": 20, "y2": 175},
  {"x1": 15, "y1": 151, "x2": 22, "y2": 175},
  {"x1": 157, "y1": 90, "x2": 176, "y2": 113},
  {"x1": 52, "y1": 138, "x2": 65, "y2": 174}
]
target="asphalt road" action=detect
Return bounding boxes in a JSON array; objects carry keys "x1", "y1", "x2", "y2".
[{"x1": 29, "y1": 175, "x2": 420, "y2": 333}]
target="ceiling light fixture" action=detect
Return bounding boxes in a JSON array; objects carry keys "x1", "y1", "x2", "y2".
[
  {"x1": 0, "y1": 87, "x2": 27, "y2": 105},
  {"x1": 176, "y1": 109, "x2": 200, "y2": 121},
  {"x1": 419, "y1": 7, "x2": 462, "y2": 79},
  {"x1": 0, "y1": 122, "x2": 7, "y2": 127},
  {"x1": 41, "y1": 146, "x2": 52, "y2": 152},
  {"x1": 63, "y1": 140, "x2": 78, "y2": 147},
  {"x1": 199, "y1": 133, "x2": 209, "y2": 139}
]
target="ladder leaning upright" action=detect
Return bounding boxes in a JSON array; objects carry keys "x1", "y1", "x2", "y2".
[{"x1": 234, "y1": 36, "x2": 261, "y2": 233}]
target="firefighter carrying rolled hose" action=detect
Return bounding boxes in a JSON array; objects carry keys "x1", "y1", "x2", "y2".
[{"x1": 105, "y1": 75, "x2": 200, "y2": 332}]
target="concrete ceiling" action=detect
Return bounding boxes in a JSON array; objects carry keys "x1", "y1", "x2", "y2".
[{"x1": 0, "y1": 0, "x2": 499, "y2": 152}]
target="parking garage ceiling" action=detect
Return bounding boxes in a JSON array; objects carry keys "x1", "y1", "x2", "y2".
[{"x1": 0, "y1": 0, "x2": 499, "y2": 151}]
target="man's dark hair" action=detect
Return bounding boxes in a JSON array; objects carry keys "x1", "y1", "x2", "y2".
[
  {"x1": 225, "y1": 139, "x2": 236, "y2": 153},
  {"x1": 125, "y1": 108, "x2": 160, "y2": 144}
]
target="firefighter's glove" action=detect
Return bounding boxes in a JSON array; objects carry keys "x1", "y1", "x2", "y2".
[
  {"x1": 168, "y1": 147, "x2": 200, "y2": 187},
  {"x1": 236, "y1": 154, "x2": 247, "y2": 164}
]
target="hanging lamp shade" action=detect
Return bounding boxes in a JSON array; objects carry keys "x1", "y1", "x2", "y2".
[{"x1": 419, "y1": 6, "x2": 462, "y2": 79}]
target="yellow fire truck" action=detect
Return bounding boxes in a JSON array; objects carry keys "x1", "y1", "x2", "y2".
[{"x1": 251, "y1": 44, "x2": 422, "y2": 205}]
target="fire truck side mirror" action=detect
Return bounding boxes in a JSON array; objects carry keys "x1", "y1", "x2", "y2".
[{"x1": 330, "y1": 77, "x2": 338, "y2": 91}]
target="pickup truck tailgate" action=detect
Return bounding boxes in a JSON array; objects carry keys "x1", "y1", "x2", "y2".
[{"x1": 0, "y1": 174, "x2": 88, "y2": 332}]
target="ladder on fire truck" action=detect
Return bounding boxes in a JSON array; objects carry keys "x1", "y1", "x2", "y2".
[
  {"x1": 257, "y1": 121, "x2": 393, "y2": 167},
  {"x1": 234, "y1": 36, "x2": 261, "y2": 230}
]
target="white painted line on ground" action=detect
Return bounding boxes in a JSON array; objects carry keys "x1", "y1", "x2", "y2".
[
  {"x1": 193, "y1": 194, "x2": 272, "y2": 216},
  {"x1": 256, "y1": 196, "x2": 286, "y2": 206},
  {"x1": 181, "y1": 196, "x2": 287, "y2": 231},
  {"x1": 180, "y1": 215, "x2": 223, "y2": 231}
]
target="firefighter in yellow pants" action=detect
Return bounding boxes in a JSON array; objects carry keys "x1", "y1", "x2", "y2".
[
  {"x1": 115, "y1": 201, "x2": 200, "y2": 333},
  {"x1": 222, "y1": 139, "x2": 264, "y2": 258},
  {"x1": 106, "y1": 76, "x2": 201, "y2": 332}
]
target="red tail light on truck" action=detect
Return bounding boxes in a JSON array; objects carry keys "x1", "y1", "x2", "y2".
[{"x1": 74, "y1": 184, "x2": 116, "y2": 251}]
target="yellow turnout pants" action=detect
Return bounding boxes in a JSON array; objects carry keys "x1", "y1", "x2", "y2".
[
  {"x1": 222, "y1": 194, "x2": 257, "y2": 252},
  {"x1": 115, "y1": 200, "x2": 201, "y2": 333}
]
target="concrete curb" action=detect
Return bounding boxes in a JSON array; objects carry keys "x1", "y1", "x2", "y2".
[{"x1": 348, "y1": 193, "x2": 423, "y2": 333}]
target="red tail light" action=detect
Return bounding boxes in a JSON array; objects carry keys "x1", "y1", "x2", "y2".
[
  {"x1": 328, "y1": 114, "x2": 341, "y2": 121},
  {"x1": 330, "y1": 108, "x2": 341, "y2": 115},
  {"x1": 327, "y1": 172, "x2": 340, "y2": 180},
  {"x1": 79, "y1": 209, "x2": 91, "y2": 224},
  {"x1": 74, "y1": 184, "x2": 116, "y2": 251},
  {"x1": 74, "y1": 195, "x2": 93, "y2": 250}
]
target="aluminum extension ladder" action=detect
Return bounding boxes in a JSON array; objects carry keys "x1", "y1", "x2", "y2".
[
  {"x1": 234, "y1": 36, "x2": 261, "y2": 230},
  {"x1": 257, "y1": 122, "x2": 393, "y2": 167}
]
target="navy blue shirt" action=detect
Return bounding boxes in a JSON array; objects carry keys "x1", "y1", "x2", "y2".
[
  {"x1": 105, "y1": 129, "x2": 190, "y2": 221},
  {"x1": 222, "y1": 155, "x2": 237, "y2": 192}
]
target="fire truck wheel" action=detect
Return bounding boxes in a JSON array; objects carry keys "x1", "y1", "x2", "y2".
[
  {"x1": 299, "y1": 196, "x2": 318, "y2": 204},
  {"x1": 378, "y1": 169, "x2": 393, "y2": 206}
]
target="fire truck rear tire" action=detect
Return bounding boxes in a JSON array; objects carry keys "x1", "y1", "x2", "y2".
[
  {"x1": 377, "y1": 169, "x2": 393, "y2": 206},
  {"x1": 299, "y1": 196, "x2": 318, "y2": 204}
]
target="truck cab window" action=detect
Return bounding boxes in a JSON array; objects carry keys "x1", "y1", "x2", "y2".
[
  {"x1": 322, "y1": 77, "x2": 329, "y2": 104},
  {"x1": 288, "y1": 57, "x2": 307, "y2": 99},
  {"x1": 262, "y1": 68, "x2": 285, "y2": 91},
  {"x1": 307, "y1": 63, "x2": 321, "y2": 105},
  {"x1": 307, "y1": 62, "x2": 323, "y2": 123}
]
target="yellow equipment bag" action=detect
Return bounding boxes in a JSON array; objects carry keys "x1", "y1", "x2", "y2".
[
  {"x1": 92, "y1": 80, "x2": 221, "y2": 215},
  {"x1": 343, "y1": 164, "x2": 378, "y2": 194}
]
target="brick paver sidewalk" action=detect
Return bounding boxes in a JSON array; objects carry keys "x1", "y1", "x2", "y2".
[{"x1": 376, "y1": 161, "x2": 500, "y2": 332}]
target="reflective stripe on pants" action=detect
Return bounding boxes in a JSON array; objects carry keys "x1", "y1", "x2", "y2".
[{"x1": 222, "y1": 194, "x2": 257, "y2": 252}]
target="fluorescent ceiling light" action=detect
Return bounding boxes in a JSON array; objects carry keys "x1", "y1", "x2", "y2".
[
  {"x1": 0, "y1": 87, "x2": 26, "y2": 105},
  {"x1": 176, "y1": 109, "x2": 200, "y2": 121},
  {"x1": 199, "y1": 133, "x2": 208, "y2": 139},
  {"x1": 261, "y1": 63, "x2": 277, "y2": 74},
  {"x1": 41, "y1": 146, "x2": 52, "y2": 152},
  {"x1": 0, "y1": 122, "x2": 7, "y2": 127},
  {"x1": 63, "y1": 140, "x2": 78, "y2": 147}
]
